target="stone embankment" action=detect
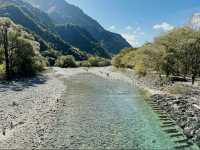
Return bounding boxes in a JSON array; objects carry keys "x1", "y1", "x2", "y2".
[
  {"x1": 122, "y1": 68, "x2": 200, "y2": 147},
  {"x1": 151, "y1": 94, "x2": 200, "y2": 146}
]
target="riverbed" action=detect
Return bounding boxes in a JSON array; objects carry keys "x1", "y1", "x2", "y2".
[
  {"x1": 0, "y1": 67, "x2": 199, "y2": 149},
  {"x1": 41, "y1": 70, "x2": 196, "y2": 149}
]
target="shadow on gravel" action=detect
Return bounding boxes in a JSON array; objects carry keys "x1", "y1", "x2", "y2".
[{"x1": 0, "y1": 74, "x2": 48, "y2": 92}]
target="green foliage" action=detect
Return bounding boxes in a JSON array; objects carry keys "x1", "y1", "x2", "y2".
[
  {"x1": 112, "y1": 27, "x2": 200, "y2": 84},
  {"x1": 88, "y1": 56, "x2": 111, "y2": 67},
  {"x1": 112, "y1": 48, "x2": 137, "y2": 68},
  {"x1": 26, "y1": 0, "x2": 131, "y2": 54},
  {"x1": 79, "y1": 61, "x2": 91, "y2": 67},
  {"x1": 88, "y1": 56, "x2": 99, "y2": 66},
  {"x1": 0, "y1": 17, "x2": 46, "y2": 78},
  {"x1": 41, "y1": 48, "x2": 61, "y2": 66},
  {"x1": 55, "y1": 24, "x2": 110, "y2": 58},
  {"x1": 0, "y1": 0, "x2": 88, "y2": 60},
  {"x1": 0, "y1": 64, "x2": 5, "y2": 74},
  {"x1": 55, "y1": 55, "x2": 77, "y2": 68}
]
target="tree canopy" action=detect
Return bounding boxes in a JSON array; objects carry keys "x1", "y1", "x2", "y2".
[
  {"x1": 112, "y1": 27, "x2": 200, "y2": 84},
  {"x1": 0, "y1": 17, "x2": 46, "y2": 79}
]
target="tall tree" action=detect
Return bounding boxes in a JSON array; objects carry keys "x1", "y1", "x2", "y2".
[
  {"x1": 0, "y1": 17, "x2": 45, "y2": 79},
  {"x1": 0, "y1": 18, "x2": 11, "y2": 79}
]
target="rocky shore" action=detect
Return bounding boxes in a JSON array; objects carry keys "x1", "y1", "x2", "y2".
[
  {"x1": 0, "y1": 70, "x2": 65, "y2": 149},
  {"x1": 0, "y1": 66, "x2": 200, "y2": 148},
  {"x1": 120, "y1": 68, "x2": 200, "y2": 147},
  {"x1": 150, "y1": 93, "x2": 200, "y2": 146}
]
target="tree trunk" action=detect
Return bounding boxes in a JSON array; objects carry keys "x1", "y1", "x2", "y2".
[
  {"x1": 3, "y1": 28, "x2": 10, "y2": 80},
  {"x1": 192, "y1": 74, "x2": 195, "y2": 85}
]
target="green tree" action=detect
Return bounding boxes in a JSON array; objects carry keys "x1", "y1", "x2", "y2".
[
  {"x1": 0, "y1": 18, "x2": 46, "y2": 79},
  {"x1": 55, "y1": 55, "x2": 77, "y2": 68},
  {"x1": 155, "y1": 27, "x2": 200, "y2": 84}
]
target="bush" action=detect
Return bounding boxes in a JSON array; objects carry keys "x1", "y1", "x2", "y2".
[
  {"x1": 88, "y1": 56, "x2": 99, "y2": 66},
  {"x1": 0, "y1": 64, "x2": 5, "y2": 74},
  {"x1": 11, "y1": 37, "x2": 46, "y2": 77},
  {"x1": 79, "y1": 61, "x2": 91, "y2": 67},
  {"x1": 88, "y1": 56, "x2": 111, "y2": 67},
  {"x1": 135, "y1": 63, "x2": 147, "y2": 77},
  {"x1": 41, "y1": 49, "x2": 61, "y2": 66},
  {"x1": 98, "y1": 59, "x2": 111, "y2": 67},
  {"x1": 55, "y1": 55, "x2": 77, "y2": 68},
  {"x1": 33, "y1": 56, "x2": 48, "y2": 72}
]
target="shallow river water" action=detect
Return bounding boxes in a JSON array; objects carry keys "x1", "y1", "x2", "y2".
[{"x1": 42, "y1": 73, "x2": 198, "y2": 149}]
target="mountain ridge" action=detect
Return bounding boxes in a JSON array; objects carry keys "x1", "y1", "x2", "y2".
[
  {"x1": 26, "y1": 0, "x2": 132, "y2": 54},
  {"x1": 0, "y1": 0, "x2": 110, "y2": 59}
]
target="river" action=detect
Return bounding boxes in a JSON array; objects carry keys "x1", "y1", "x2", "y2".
[{"x1": 41, "y1": 72, "x2": 198, "y2": 149}]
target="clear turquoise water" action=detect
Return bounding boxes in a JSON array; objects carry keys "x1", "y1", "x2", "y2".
[{"x1": 42, "y1": 73, "x2": 198, "y2": 149}]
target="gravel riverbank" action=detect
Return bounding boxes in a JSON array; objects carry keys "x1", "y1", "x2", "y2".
[
  {"x1": 0, "y1": 66, "x2": 200, "y2": 148},
  {"x1": 0, "y1": 70, "x2": 65, "y2": 149}
]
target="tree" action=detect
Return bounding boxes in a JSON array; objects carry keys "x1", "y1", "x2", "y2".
[
  {"x1": 180, "y1": 38, "x2": 200, "y2": 84},
  {"x1": 0, "y1": 18, "x2": 10, "y2": 79},
  {"x1": 113, "y1": 27, "x2": 200, "y2": 84},
  {"x1": 55, "y1": 55, "x2": 77, "y2": 68},
  {"x1": 155, "y1": 27, "x2": 200, "y2": 84},
  {"x1": 0, "y1": 18, "x2": 46, "y2": 79}
]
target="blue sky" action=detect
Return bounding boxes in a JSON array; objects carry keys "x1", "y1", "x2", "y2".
[{"x1": 67, "y1": 0, "x2": 200, "y2": 47}]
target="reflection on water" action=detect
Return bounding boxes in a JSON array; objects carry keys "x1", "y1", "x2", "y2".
[{"x1": 42, "y1": 73, "x2": 197, "y2": 150}]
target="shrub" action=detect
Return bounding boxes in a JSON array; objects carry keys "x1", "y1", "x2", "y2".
[
  {"x1": 88, "y1": 56, "x2": 99, "y2": 66},
  {"x1": 98, "y1": 59, "x2": 111, "y2": 67},
  {"x1": 79, "y1": 61, "x2": 91, "y2": 67},
  {"x1": 55, "y1": 55, "x2": 77, "y2": 68},
  {"x1": 88, "y1": 56, "x2": 111, "y2": 67},
  {"x1": 135, "y1": 63, "x2": 147, "y2": 77},
  {"x1": 0, "y1": 64, "x2": 5, "y2": 74},
  {"x1": 41, "y1": 49, "x2": 61, "y2": 66}
]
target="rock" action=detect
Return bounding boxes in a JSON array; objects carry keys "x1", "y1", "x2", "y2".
[
  {"x1": 184, "y1": 127, "x2": 194, "y2": 138},
  {"x1": 12, "y1": 101, "x2": 18, "y2": 106}
]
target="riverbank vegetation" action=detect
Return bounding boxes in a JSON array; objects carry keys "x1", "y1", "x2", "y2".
[
  {"x1": 0, "y1": 17, "x2": 111, "y2": 80},
  {"x1": 55, "y1": 55, "x2": 111, "y2": 68},
  {"x1": 112, "y1": 27, "x2": 200, "y2": 84},
  {"x1": 0, "y1": 18, "x2": 47, "y2": 80}
]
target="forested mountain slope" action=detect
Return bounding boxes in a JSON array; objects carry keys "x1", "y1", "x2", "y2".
[{"x1": 26, "y1": 0, "x2": 132, "y2": 54}]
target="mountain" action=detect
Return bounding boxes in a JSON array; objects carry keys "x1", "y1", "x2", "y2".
[
  {"x1": 0, "y1": 0, "x2": 87, "y2": 60},
  {"x1": 189, "y1": 13, "x2": 200, "y2": 30},
  {"x1": 26, "y1": 0, "x2": 132, "y2": 54},
  {"x1": 0, "y1": 0, "x2": 110, "y2": 60},
  {"x1": 55, "y1": 24, "x2": 109, "y2": 57}
]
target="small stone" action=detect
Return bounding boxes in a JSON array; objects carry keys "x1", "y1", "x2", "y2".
[
  {"x1": 184, "y1": 127, "x2": 194, "y2": 138},
  {"x1": 12, "y1": 101, "x2": 18, "y2": 106}
]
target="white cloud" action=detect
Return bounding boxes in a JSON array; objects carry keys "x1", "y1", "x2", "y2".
[
  {"x1": 122, "y1": 33, "x2": 140, "y2": 47},
  {"x1": 125, "y1": 26, "x2": 133, "y2": 30},
  {"x1": 108, "y1": 25, "x2": 116, "y2": 30},
  {"x1": 153, "y1": 22, "x2": 174, "y2": 32},
  {"x1": 132, "y1": 26, "x2": 144, "y2": 36},
  {"x1": 121, "y1": 26, "x2": 145, "y2": 47},
  {"x1": 139, "y1": 32, "x2": 145, "y2": 35}
]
